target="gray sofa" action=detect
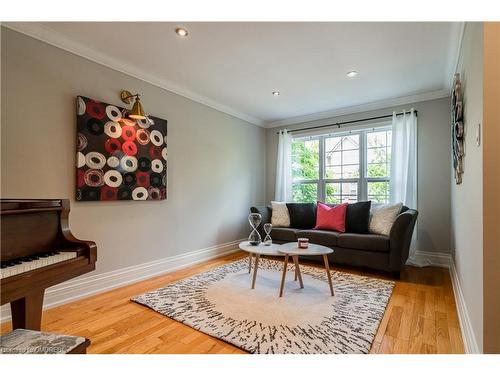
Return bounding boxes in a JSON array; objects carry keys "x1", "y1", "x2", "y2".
[{"x1": 250, "y1": 204, "x2": 418, "y2": 278}]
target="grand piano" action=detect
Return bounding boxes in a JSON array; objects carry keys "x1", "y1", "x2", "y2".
[{"x1": 1, "y1": 199, "x2": 97, "y2": 330}]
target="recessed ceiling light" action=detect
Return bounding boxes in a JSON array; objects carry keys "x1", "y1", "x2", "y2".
[
  {"x1": 346, "y1": 71, "x2": 358, "y2": 78},
  {"x1": 272, "y1": 90, "x2": 280, "y2": 96},
  {"x1": 175, "y1": 27, "x2": 189, "y2": 37}
]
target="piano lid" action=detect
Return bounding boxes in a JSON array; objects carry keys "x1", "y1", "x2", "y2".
[{"x1": 1, "y1": 199, "x2": 63, "y2": 213}]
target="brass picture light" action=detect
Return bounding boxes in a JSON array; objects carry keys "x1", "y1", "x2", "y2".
[{"x1": 120, "y1": 90, "x2": 147, "y2": 120}]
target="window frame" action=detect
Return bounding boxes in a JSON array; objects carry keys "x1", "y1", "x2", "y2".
[
  {"x1": 291, "y1": 124, "x2": 392, "y2": 204},
  {"x1": 291, "y1": 137, "x2": 322, "y2": 203}
]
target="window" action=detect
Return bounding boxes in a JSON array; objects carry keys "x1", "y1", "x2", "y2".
[
  {"x1": 366, "y1": 130, "x2": 392, "y2": 203},
  {"x1": 324, "y1": 134, "x2": 360, "y2": 204},
  {"x1": 291, "y1": 126, "x2": 392, "y2": 204},
  {"x1": 291, "y1": 138, "x2": 319, "y2": 203}
]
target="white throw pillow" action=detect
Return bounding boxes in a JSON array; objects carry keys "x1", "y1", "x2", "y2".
[
  {"x1": 271, "y1": 201, "x2": 290, "y2": 228},
  {"x1": 369, "y1": 202, "x2": 403, "y2": 236}
]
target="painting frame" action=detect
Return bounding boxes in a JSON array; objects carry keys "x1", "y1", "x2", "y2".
[{"x1": 76, "y1": 95, "x2": 168, "y2": 201}]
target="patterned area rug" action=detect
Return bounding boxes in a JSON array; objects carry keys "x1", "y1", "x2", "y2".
[{"x1": 132, "y1": 258, "x2": 394, "y2": 354}]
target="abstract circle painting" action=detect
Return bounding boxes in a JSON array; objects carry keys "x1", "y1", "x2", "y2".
[{"x1": 76, "y1": 95, "x2": 168, "y2": 201}]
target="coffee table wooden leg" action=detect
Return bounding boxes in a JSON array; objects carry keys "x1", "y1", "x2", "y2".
[
  {"x1": 279, "y1": 254, "x2": 289, "y2": 297},
  {"x1": 323, "y1": 254, "x2": 334, "y2": 296},
  {"x1": 292, "y1": 255, "x2": 304, "y2": 289},
  {"x1": 251, "y1": 254, "x2": 260, "y2": 289},
  {"x1": 248, "y1": 253, "x2": 253, "y2": 273}
]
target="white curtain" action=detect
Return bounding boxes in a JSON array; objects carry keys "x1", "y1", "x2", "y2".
[
  {"x1": 390, "y1": 109, "x2": 427, "y2": 266},
  {"x1": 275, "y1": 129, "x2": 292, "y2": 202}
]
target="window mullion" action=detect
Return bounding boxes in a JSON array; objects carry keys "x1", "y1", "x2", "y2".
[
  {"x1": 318, "y1": 136, "x2": 325, "y2": 202},
  {"x1": 360, "y1": 130, "x2": 367, "y2": 201}
]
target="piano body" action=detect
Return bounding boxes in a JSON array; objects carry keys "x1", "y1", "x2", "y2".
[{"x1": 1, "y1": 199, "x2": 97, "y2": 330}]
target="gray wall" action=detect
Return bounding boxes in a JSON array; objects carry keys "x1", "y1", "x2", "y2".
[
  {"x1": 1, "y1": 28, "x2": 266, "y2": 275},
  {"x1": 451, "y1": 22, "x2": 483, "y2": 352},
  {"x1": 266, "y1": 97, "x2": 452, "y2": 254}
]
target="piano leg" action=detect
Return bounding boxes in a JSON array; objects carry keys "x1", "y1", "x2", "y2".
[{"x1": 10, "y1": 290, "x2": 45, "y2": 330}]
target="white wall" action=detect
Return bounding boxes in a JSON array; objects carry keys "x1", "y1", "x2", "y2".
[
  {"x1": 1, "y1": 28, "x2": 266, "y2": 276},
  {"x1": 266, "y1": 97, "x2": 452, "y2": 254},
  {"x1": 451, "y1": 22, "x2": 484, "y2": 352}
]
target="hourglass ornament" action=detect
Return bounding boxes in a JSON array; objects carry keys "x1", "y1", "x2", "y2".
[
  {"x1": 248, "y1": 213, "x2": 262, "y2": 246},
  {"x1": 263, "y1": 223, "x2": 272, "y2": 245}
]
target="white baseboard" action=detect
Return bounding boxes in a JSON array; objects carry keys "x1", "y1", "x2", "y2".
[
  {"x1": 0, "y1": 239, "x2": 243, "y2": 324},
  {"x1": 448, "y1": 261, "x2": 481, "y2": 353},
  {"x1": 412, "y1": 250, "x2": 480, "y2": 353}
]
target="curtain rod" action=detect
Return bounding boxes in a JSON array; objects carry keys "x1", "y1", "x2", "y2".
[{"x1": 276, "y1": 110, "x2": 418, "y2": 135}]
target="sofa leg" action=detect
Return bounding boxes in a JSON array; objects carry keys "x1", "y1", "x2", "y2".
[{"x1": 391, "y1": 271, "x2": 401, "y2": 280}]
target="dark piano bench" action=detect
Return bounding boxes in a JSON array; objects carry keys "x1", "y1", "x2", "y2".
[{"x1": 0, "y1": 329, "x2": 90, "y2": 354}]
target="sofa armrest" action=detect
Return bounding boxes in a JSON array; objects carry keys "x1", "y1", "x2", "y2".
[{"x1": 388, "y1": 209, "x2": 418, "y2": 271}]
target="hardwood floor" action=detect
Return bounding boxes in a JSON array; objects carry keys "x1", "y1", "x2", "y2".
[{"x1": 0, "y1": 251, "x2": 464, "y2": 354}]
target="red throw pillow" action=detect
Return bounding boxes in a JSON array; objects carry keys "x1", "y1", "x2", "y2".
[{"x1": 314, "y1": 202, "x2": 348, "y2": 232}]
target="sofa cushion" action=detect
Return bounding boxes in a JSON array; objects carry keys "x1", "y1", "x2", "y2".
[
  {"x1": 286, "y1": 203, "x2": 316, "y2": 229},
  {"x1": 346, "y1": 201, "x2": 371, "y2": 234},
  {"x1": 270, "y1": 228, "x2": 300, "y2": 242},
  {"x1": 315, "y1": 202, "x2": 348, "y2": 232},
  {"x1": 271, "y1": 201, "x2": 290, "y2": 227},
  {"x1": 338, "y1": 233, "x2": 389, "y2": 252},
  {"x1": 369, "y1": 202, "x2": 403, "y2": 236},
  {"x1": 296, "y1": 229, "x2": 339, "y2": 247}
]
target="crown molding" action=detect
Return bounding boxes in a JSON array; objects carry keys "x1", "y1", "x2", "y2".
[
  {"x1": 264, "y1": 89, "x2": 451, "y2": 128},
  {"x1": 2, "y1": 22, "x2": 265, "y2": 127},
  {"x1": 3, "y1": 22, "x2": 460, "y2": 130}
]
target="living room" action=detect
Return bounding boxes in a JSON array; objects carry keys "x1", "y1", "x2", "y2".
[{"x1": 1, "y1": 0, "x2": 499, "y2": 372}]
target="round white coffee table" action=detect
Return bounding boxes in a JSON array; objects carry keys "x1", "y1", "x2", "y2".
[
  {"x1": 278, "y1": 243, "x2": 334, "y2": 297},
  {"x1": 238, "y1": 241, "x2": 293, "y2": 289}
]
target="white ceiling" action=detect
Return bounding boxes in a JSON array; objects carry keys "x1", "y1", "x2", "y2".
[{"x1": 5, "y1": 22, "x2": 462, "y2": 127}]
